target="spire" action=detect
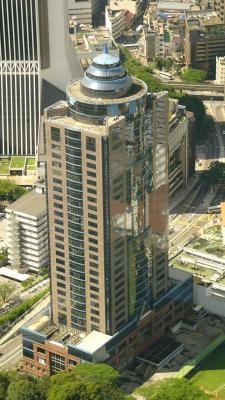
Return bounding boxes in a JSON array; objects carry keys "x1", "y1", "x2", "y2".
[{"x1": 103, "y1": 43, "x2": 109, "y2": 54}]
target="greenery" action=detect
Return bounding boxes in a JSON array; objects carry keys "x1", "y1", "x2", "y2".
[
  {"x1": 26, "y1": 158, "x2": 36, "y2": 171},
  {"x1": 135, "y1": 378, "x2": 211, "y2": 400},
  {"x1": 202, "y1": 161, "x2": 225, "y2": 185},
  {"x1": 0, "y1": 248, "x2": 8, "y2": 263},
  {"x1": 120, "y1": 46, "x2": 163, "y2": 92},
  {"x1": 191, "y1": 346, "x2": 225, "y2": 396},
  {"x1": 0, "y1": 287, "x2": 49, "y2": 328},
  {"x1": 0, "y1": 365, "x2": 131, "y2": 400},
  {"x1": 0, "y1": 159, "x2": 10, "y2": 175},
  {"x1": 0, "y1": 282, "x2": 15, "y2": 304},
  {"x1": 10, "y1": 157, "x2": 26, "y2": 169},
  {"x1": 0, "y1": 180, "x2": 26, "y2": 201},
  {"x1": 21, "y1": 274, "x2": 48, "y2": 291},
  {"x1": 181, "y1": 68, "x2": 207, "y2": 83}
]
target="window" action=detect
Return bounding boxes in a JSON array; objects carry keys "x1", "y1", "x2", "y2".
[
  {"x1": 89, "y1": 246, "x2": 98, "y2": 253},
  {"x1": 90, "y1": 261, "x2": 98, "y2": 268},
  {"x1": 86, "y1": 137, "x2": 96, "y2": 151},
  {"x1": 90, "y1": 286, "x2": 99, "y2": 292},
  {"x1": 38, "y1": 357, "x2": 46, "y2": 365},
  {"x1": 88, "y1": 213, "x2": 97, "y2": 220},
  {"x1": 88, "y1": 196, "x2": 96, "y2": 203},
  {"x1": 57, "y1": 282, "x2": 66, "y2": 288},
  {"x1": 54, "y1": 202, "x2": 63, "y2": 209},
  {"x1": 87, "y1": 171, "x2": 96, "y2": 178},
  {"x1": 88, "y1": 229, "x2": 97, "y2": 236},
  {"x1": 89, "y1": 238, "x2": 98, "y2": 245},
  {"x1": 54, "y1": 210, "x2": 63, "y2": 218},
  {"x1": 57, "y1": 289, "x2": 65, "y2": 296},
  {"x1": 87, "y1": 153, "x2": 96, "y2": 161},
  {"x1": 56, "y1": 258, "x2": 65, "y2": 265},
  {"x1": 52, "y1": 152, "x2": 61, "y2": 160},
  {"x1": 91, "y1": 309, "x2": 99, "y2": 316},
  {"x1": 89, "y1": 221, "x2": 97, "y2": 228},
  {"x1": 53, "y1": 186, "x2": 62, "y2": 193},
  {"x1": 56, "y1": 250, "x2": 64, "y2": 257},
  {"x1": 50, "y1": 353, "x2": 65, "y2": 374},
  {"x1": 87, "y1": 162, "x2": 96, "y2": 169},
  {"x1": 90, "y1": 270, "x2": 99, "y2": 277},
  {"x1": 54, "y1": 219, "x2": 63, "y2": 226},
  {"x1": 87, "y1": 188, "x2": 96, "y2": 195},
  {"x1": 55, "y1": 235, "x2": 64, "y2": 242},
  {"x1": 87, "y1": 179, "x2": 96, "y2": 186},
  {"x1": 88, "y1": 204, "x2": 97, "y2": 211},
  {"x1": 53, "y1": 178, "x2": 62, "y2": 185},
  {"x1": 54, "y1": 194, "x2": 63, "y2": 201},
  {"x1": 90, "y1": 277, "x2": 98, "y2": 284},
  {"x1": 37, "y1": 347, "x2": 45, "y2": 354},
  {"x1": 52, "y1": 161, "x2": 61, "y2": 168},
  {"x1": 89, "y1": 254, "x2": 98, "y2": 261},
  {"x1": 91, "y1": 316, "x2": 99, "y2": 323},
  {"x1": 51, "y1": 127, "x2": 60, "y2": 142},
  {"x1": 55, "y1": 227, "x2": 64, "y2": 234}
]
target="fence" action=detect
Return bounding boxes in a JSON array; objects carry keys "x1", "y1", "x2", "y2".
[{"x1": 176, "y1": 335, "x2": 225, "y2": 379}]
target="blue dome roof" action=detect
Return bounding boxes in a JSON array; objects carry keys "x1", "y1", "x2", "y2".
[{"x1": 80, "y1": 48, "x2": 132, "y2": 99}]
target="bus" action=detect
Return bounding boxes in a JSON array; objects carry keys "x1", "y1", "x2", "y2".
[
  {"x1": 207, "y1": 205, "x2": 221, "y2": 214},
  {"x1": 159, "y1": 71, "x2": 173, "y2": 80}
]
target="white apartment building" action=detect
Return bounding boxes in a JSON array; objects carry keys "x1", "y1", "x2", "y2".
[
  {"x1": 105, "y1": 6, "x2": 125, "y2": 39},
  {"x1": 6, "y1": 184, "x2": 49, "y2": 273},
  {"x1": 215, "y1": 56, "x2": 225, "y2": 84},
  {"x1": 144, "y1": 22, "x2": 164, "y2": 60}
]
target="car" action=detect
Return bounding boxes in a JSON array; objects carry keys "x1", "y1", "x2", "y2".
[{"x1": 222, "y1": 131, "x2": 225, "y2": 135}]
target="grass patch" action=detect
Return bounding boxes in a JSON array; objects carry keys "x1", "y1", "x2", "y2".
[
  {"x1": 205, "y1": 225, "x2": 222, "y2": 236},
  {"x1": 191, "y1": 345, "x2": 225, "y2": 395},
  {"x1": 10, "y1": 156, "x2": 26, "y2": 169},
  {"x1": 0, "y1": 159, "x2": 10, "y2": 175}
]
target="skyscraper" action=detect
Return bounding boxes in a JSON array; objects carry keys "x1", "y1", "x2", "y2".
[
  {"x1": 0, "y1": 0, "x2": 82, "y2": 156},
  {"x1": 22, "y1": 49, "x2": 193, "y2": 376}
]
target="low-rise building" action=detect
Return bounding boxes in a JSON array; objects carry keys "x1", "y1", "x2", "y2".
[
  {"x1": 71, "y1": 26, "x2": 119, "y2": 68},
  {"x1": 215, "y1": 56, "x2": 225, "y2": 84},
  {"x1": 6, "y1": 183, "x2": 49, "y2": 273}
]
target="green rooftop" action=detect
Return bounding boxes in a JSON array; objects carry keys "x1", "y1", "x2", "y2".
[
  {"x1": 0, "y1": 159, "x2": 10, "y2": 175},
  {"x1": 10, "y1": 156, "x2": 26, "y2": 169}
]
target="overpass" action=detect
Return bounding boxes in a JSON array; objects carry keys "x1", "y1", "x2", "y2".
[{"x1": 165, "y1": 81, "x2": 224, "y2": 93}]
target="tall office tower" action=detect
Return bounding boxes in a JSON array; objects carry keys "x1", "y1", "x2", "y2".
[
  {"x1": 22, "y1": 50, "x2": 193, "y2": 377},
  {"x1": 45, "y1": 49, "x2": 169, "y2": 334},
  {"x1": 0, "y1": 0, "x2": 82, "y2": 156}
]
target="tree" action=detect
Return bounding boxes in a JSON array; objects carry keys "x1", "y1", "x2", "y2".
[
  {"x1": 0, "y1": 282, "x2": 15, "y2": 304},
  {"x1": 0, "y1": 180, "x2": 26, "y2": 202},
  {"x1": 181, "y1": 68, "x2": 207, "y2": 83},
  {"x1": 70, "y1": 363, "x2": 120, "y2": 386},
  {"x1": 135, "y1": 378, "x2": 211, "y2": 400},
  {"x1": 6, "y1": 379, "x2": 43, "y2": 400},
  {"x1": 0, "y1": 371, "x2": 10, "y2": 400},
  {"x1": 48, "y1": 364, "x2": 127, "y2": 400},
  {"x1": 203, "y1": 161, "x2": 225, "y2": 184}
]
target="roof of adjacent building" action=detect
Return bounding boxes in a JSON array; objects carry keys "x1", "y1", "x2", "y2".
[
  {"x1": 74, "y1": 330, "x2": 112, "y2": 354},
  {"x1": 6, "y1": 189, "x2": 46, "y2": 218}
]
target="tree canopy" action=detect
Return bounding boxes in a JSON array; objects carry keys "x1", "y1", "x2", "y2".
[
  {"x1": 135, "y1": 378, "x2": 211, "y2": 400},
  {"x1": 181, "y1": 68, "x2": 207, "y2": 83},
  {"x1": 203, "y1": 161, "x2": 225, "y2": 184},
  {"x1": 0, "y1": 180, "x2": 26, "y2": 201}
]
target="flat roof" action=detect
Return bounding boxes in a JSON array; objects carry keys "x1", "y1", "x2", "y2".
[
  {"x1": 75, "y1": 330, "x2": 112, "y2": 354},
  {"x1": 6, "y1": 189, "x2": 46, "y2": 218},
  {"x1": 0, "y1": 267, "x2": 30, "y2": 282},
  {"x1": 157, "y1": 1, "x2": 193, "y2": 10}
]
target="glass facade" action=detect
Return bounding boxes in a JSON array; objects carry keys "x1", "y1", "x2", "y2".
[{"x1": 65, "y1": 129, "x2": 86, "y2": 330}]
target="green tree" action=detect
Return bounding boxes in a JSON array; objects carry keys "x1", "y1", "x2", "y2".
[
  {"x1": 135, "y1": 378, "x2": 211, "y2": 400},
  {"x1": 0, "y1": 180, "x2": 26, "y2": 201},
  {"x1": 6, "y1": 379, "x2": 42, "y2": 400},
  {"x1": 70, "y1": 363, "x2": 120, "y2": 386},
  {"x1": 0, "y1": 370, "x2": 10, "y2": 400},
  {"x1": 203, "y1": 161, "x2": 225, "y2": 184},
  {"x1": 181, "y1": 68, "x2": 207, "y2": 83},
  {"x1": 0, "y1": 282, "x2": 15, "y2": 304}
]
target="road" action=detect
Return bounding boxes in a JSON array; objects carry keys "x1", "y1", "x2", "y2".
[
  {"x1": 165, "y1": 81, "x2": 224, "y2": 93},
  {"x1": 0, "y1": 303, "x2": 50, "y2": 369}
]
